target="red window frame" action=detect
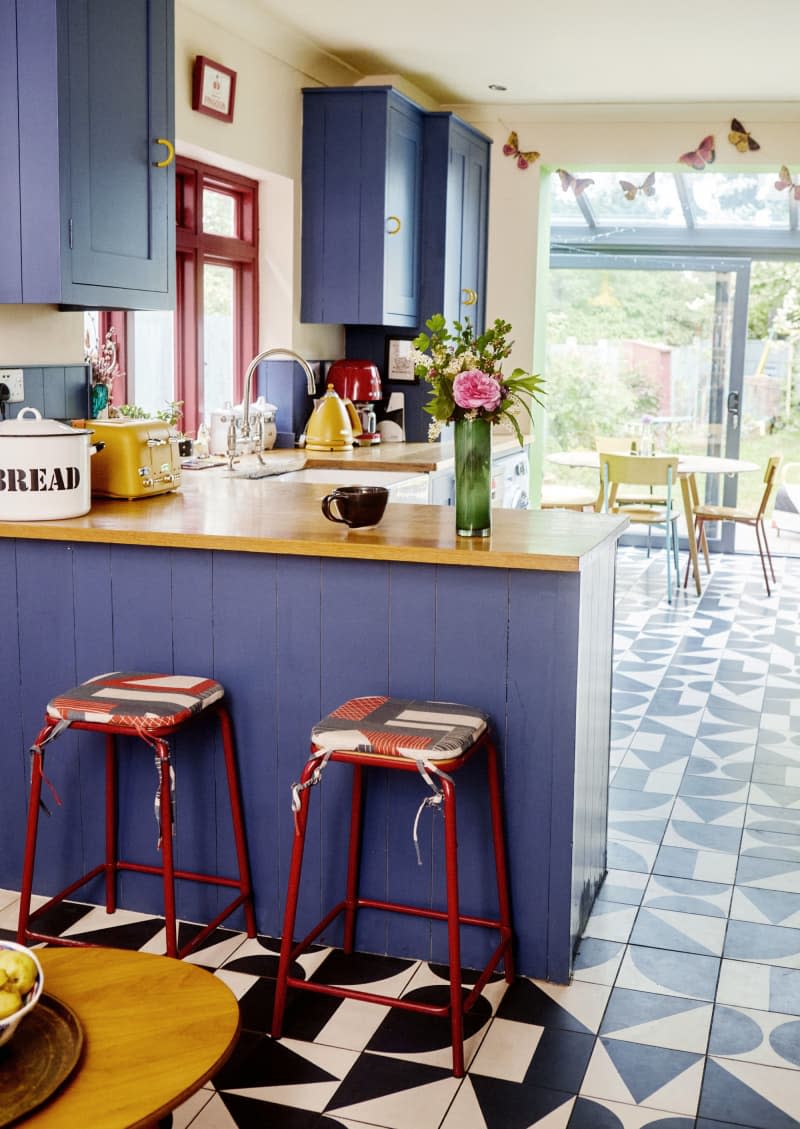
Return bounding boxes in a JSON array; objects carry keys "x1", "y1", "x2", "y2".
[{"x1": 105, "y1": 158, "x2": 259, "y2": 436}]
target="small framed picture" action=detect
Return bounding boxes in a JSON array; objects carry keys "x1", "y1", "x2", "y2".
[
  {"x1": 192, "y1": 56, "x2": 237, "y2": 123},
  {"x1": 385, "y1": 337, "x2": 418, "y2": 384}
]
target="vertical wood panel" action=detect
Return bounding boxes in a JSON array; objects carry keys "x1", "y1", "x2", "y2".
[
  {"x1": 275, "y1": 556, "x2": 322, "y2": 941},
  {"x1": 212, "y1": 550, "x2": 279, "y2": 935},
  {"x1": 16, "y1": 541, "x2": 81, "y2": 893},
  {"x1": 386, "y1": 562, "x2": 437, "y2": 957},
  {"x1": 0, "y1": 540, "x2": 24, "y2": 884},
  {"x1": 320, "y1": 558, "x2": 390, "y2": 953},
  {"x1": 431, "y1": 565, "x2": 510, "y2": 968}
]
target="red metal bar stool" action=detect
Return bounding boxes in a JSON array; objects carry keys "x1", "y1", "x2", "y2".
[
  {"x1": 271, "y1": 696, "x2": 514, "y2": 1077},
  {"x1": 17, "y1": 671, "x2": 256, "y2": 959}
]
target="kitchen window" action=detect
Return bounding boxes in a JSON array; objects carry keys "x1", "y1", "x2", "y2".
[{"x1": 93, "y1": 158, "x2": 259, "y2": 438}]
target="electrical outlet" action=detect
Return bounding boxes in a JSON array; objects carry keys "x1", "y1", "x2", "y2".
[{"x1": 0, "y1": 369, "x2": 24, "y2": 402}]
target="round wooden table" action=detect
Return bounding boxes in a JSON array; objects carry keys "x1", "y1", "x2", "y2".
[{"x1": 20, "y1": 948, "x2": 239, "y2": 1128}]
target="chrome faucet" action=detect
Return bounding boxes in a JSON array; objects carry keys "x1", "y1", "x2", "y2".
[{"x1": 232, "y1": 347, "x2": 318, "y2": 469}]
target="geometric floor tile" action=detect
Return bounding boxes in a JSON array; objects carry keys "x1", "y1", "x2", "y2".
[
  {"x1": 736, "y1": 856, "x2": 800, "y2": 894},
  {"x1": 580, "y1": 1037, "x2": 704, "y2": 1116},
  {"x1": 496, "y1": 975, "x2": 611, "y2": 1034},
  {"x1": 629, "y1": 907, "x2": 728, "y2": 957},
  {"x1": 616, "y1": 945, "x2": 720, "y2": 1001},
  {"x1": 569, "y1": 1095, "x2": 696, "y2": 1127},
  {"x1": 709, "y1": 1003, "x2": 800, "y2": 1070},
  {"x1": 583, "y1": 902, "x2": 638, "y2": 943},
  {"x1": 716, "y1": 960, "x2": 800, "y2": 1016},
  {"x1": 571, "y1": 938, "x2": 626, "y2": 986},
  {"x1": 599, "y1": 987, "x2": 713, "y2": 1053},
  {"x1": 723, "y1": 919, "x2": 800, "y2": 968},
  {"x1": 699, "y1": 1056, "x2": 800, "y2": 1128},
  {"x1": 642, "y1": 873, "x2": 733, "y2": 918},
  {"x1": 440, "y1": 1075, "x2": 575, "y2": 1128},
  {"x1": 730, "y1": 885, "x2": 800, "y2": 928},
  {"x1": 652, "y1": 845, "x2": 739, "y2": 884}
]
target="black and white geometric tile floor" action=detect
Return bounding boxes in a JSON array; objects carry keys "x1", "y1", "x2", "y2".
[{"x1": 2, "y1": 547, "x2": 799, "y2": 1128}]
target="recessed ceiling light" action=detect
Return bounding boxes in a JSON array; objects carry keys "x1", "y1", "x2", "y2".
[{"x1": 488, "y1": 84, "x2": 507, "y2": 92}]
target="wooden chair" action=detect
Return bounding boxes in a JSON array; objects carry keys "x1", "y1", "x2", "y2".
[
  {"x1": 600, "y1": 452, "x2": 681, "y2": 603},
  {"x1": 683, "y1": 455, "x2": 782, "y2": 596}
]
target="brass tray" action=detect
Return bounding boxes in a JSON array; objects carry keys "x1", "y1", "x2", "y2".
[{"x1": 0, "y1": 993, "x2": 84, "y2": 1127}]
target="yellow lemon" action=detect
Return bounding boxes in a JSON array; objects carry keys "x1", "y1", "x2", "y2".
[
  {"x1": 0, "y1": 950, "x2": 37, "y2": 995},
  {"x1": 0, "y1": 988, "x2": 22, "y2": 1020}
]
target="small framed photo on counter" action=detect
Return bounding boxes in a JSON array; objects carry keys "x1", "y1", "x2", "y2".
[
  {"x1": 192, "y1": 55, "x2": 237, "y2": 123},
  {"x1": 385, "y1": 337, "x2": 418, "y2": 384}
]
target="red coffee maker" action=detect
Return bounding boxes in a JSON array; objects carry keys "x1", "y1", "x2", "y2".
[{"x1": 326, "y1": 360, "x2": 382, "y2": 445}]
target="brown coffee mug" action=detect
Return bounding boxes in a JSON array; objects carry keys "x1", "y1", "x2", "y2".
[{"x1": 321, "y1": 485, "x2": 389, "y2": 528}]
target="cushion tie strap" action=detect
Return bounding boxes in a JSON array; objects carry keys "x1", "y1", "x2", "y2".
[
  {"x1": 412, "y1": 760, "x2": 454, "y2": 866},
  {"x1": 151, "y1": 744, "x2": 176, "y2": 851},
  {"x1": 291, "y1": 749, "x2": 332, "y2": 834},
  {"x1": 28, "y1": 719, "x2": 71, "y2": 815}
]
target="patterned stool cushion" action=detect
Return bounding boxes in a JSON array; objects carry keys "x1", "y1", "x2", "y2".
[
  {"x1": 311, "y1": 697, "x2": 488, "y2": 762},
  {"x1": 46, "y1": 672, "x2": 224, "y2": 731}
]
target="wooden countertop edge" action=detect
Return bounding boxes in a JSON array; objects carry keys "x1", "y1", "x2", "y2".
[{"x1": 0, "y1": 513, "x2": 629, "y2": 572}]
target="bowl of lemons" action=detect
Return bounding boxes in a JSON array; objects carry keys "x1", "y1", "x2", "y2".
[{"x1": 0, "y1": 941, "x2": 44, "y2": 1047}]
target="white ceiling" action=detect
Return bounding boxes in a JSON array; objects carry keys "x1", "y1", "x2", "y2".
[{"x1": 254, "y1": 0, "x2": 800, "y2": 107}]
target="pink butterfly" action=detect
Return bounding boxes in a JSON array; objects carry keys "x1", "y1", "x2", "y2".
[
  {"x1": 557, "y1": 168, "x2": 594, "y2": 198},
  {"x1": 620, "y1": 172, "x2": 656, "y2": 201},
  {"x1": 502, "y1": 131, "x2": 540, "y2": 171},
  {"x1": 679, "y1": 135, "x2": 715, "y2": 170},
  {"x1": 775, "y1": 166, "x2": 800, "y2": 201}
]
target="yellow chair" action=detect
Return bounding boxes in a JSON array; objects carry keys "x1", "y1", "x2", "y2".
[
  {"x1": 594, "y1": 437, "x2": 667, "y2": 507},
  {"x1": 683, "y1": 456, "x2": 782, "y2": 596},
  {"x1": 600, "y1": 452, "x2": 681, "y2": 603}
]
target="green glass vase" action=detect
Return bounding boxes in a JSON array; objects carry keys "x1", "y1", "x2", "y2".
[{"x1": 454, "y1": 416, "x2": 492, "y2": 538}]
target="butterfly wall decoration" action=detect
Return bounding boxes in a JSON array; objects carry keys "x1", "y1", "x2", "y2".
[
  {"x1": 678, "y1": 135, "x2": 715, "y2": 170},
  {"x1": 557, "y1": 168, "x2": 594, "y2": 198},
  {"x1": 728, "y1": 118, "x2": 760, "y2": 153},
  {"x1": 775, "y1": 166, "x2": 800, "y2": 201},
  {"x1": 620, "y1": 172, "x2": 656, "y2": 201},
  {"x1": 502, "y1": 132, "x2": 540, "y2": 170}
]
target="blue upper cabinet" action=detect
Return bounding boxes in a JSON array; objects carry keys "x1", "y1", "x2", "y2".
[
  {"x1": 0, "y1": 1, "x2": 22, "y2": 302},
  {"x1": 4, "y1": 0, "x2": 175, "y2": 309},
  {"x1": 301, "y1": 87, "x2": 424, "y2": 327},
  {"x1": 421, "y1": 114, "x2": 491, "y2": 334}
]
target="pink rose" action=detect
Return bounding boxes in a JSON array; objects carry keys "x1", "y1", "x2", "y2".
[{"x1": 453, "y1": 370, "x2": 502, "y2": 412}]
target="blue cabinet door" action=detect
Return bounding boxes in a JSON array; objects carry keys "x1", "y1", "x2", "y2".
[
  {"x1": 11, "y1": 0, "x2": 174, "y2": 309},
  {"x1": 421, "y1": 115, "x2": 491, "y2": 333},
  {"x1": 302, "y1": 87, "x2": 423, "y2": 327},
  {"x1": 59, "y1": 0, "x2": 175, "y2": 306},
  {"x1": 0, "y1": 0, "x2": 22, "y2": 302}
]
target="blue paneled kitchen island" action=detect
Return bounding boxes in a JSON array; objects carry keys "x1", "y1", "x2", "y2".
[{"x1": 0, "y1": 468, "x2": 626, "y2": 982}]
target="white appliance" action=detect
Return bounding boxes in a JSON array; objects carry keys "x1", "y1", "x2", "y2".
[{"x1": 492, "y1": 451, "x2": 530, "y2": 509}]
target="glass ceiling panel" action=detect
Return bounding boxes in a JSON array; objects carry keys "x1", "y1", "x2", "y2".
[
  {"x1": 567, "y1": 171, "x2": 686, "y2": 226},
  {"x1": 687, "y1": 173, "x2": 788, "y2": 228}
]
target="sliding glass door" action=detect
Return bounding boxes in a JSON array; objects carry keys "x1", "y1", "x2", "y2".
[{"x1": 544, "y1": 255, "x2": 749, "y2": 552}]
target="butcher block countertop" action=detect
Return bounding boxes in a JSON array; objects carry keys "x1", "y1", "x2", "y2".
[
  {"x1": 300, "y1": 436, "x2": 527, "y2": 473},
  {"x1": 0, "y1": 452, "x2": 627, "y2": 572}
]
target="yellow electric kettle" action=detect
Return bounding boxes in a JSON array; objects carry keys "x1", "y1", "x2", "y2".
[{"x1": 304, "y1": 385, "x2": 363, "y2": 451}]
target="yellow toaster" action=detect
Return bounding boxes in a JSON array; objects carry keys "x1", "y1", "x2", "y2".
[{"x1": 85, "y1": 419, "x2": 182, "y2": 499}]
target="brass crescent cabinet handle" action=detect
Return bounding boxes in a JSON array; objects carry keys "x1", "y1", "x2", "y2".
[
  {"x1": 153, "y1": 138, "x2": 175, "y2": 168},
  {"x1": 462, "y1": 288, "x2": 477, "y2": 306},
  {"x1": 386, "y1": 215, "x2": 402, "y2": 235}
]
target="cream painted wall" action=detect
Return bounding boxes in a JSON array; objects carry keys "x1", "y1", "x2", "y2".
[{"x1": 0, "y1": 307, "x2": 85, "y2": 365}]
